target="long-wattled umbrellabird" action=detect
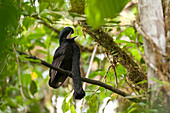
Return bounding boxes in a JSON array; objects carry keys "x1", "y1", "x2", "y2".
[{"x1": 49, "y1": 27, "x2": 85, "y2": 100}]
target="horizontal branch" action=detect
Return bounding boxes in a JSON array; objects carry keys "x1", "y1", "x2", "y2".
[{"x1": 17, "y1": 50, "x2": 143, "y2": 102}]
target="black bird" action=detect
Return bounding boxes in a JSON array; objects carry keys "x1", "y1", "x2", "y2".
[{"x1": 49, "y1": 27, "x2": 85, "y2": 99}]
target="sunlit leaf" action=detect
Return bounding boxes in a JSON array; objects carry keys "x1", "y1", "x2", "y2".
[
  {"x1": 136, "y1": 80, "x2": 148, "y2": 85},
  {"x1": 128, "y1": 48, "x2": 142, "y2": 62},
  {"x1": 70, "y1": 104, "x2": 76, "y2": 113},
  {"x1": 116, "y1": 64, "x2": 127, "y2": 77},
  {"x1": 123, "y1": 27, "x2": 136, "y2": 41},
  {"x1": 62, "y1": 98, "x2": 70, "y2": 113}
]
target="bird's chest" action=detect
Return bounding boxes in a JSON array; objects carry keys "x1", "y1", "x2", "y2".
[{"x1": 61, "y1": 43, "x2": 74, "y2": 65}]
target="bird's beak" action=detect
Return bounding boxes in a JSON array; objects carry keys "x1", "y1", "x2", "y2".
[{"x1": 67, "y1": 31, "x2": 72, "y2": 39}]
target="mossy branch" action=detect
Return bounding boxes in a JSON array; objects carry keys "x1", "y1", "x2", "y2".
[{"x1": 80, "y1": 22, "x2": 147, "y2": 90}]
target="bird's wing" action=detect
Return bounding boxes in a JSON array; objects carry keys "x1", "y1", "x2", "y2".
[{"x1": 49, "y1": 43, "x2": 71, "y2": 88}]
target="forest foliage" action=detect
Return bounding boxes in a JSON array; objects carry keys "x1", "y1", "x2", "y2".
[{"x1": 0, "y1": 0, "x2": 151, "y2": 113}]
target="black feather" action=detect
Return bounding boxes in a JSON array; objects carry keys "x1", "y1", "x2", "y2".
[{"x1": 49, "y1": 27, "x2": 85, "y2": 99}]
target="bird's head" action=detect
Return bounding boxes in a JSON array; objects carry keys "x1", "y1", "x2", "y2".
[{"x1": 59, "y1": 27, "x2": 77, "y2": 45}]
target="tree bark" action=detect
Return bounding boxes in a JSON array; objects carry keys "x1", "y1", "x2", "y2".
[{"x1": 138, "y1": 0, "x2": 170, "y2": 111}]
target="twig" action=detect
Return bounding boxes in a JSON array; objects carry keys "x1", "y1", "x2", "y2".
[
  {"x1": 32, "y1": 16, "x2": 60, "y2": 34},
  {"x1": 89, "y1": 65, "x2": 112, "y2": 99},
  {"x1": 103, "y1": 65, "x2": 112, "y2": 83},
  {"x1": 103, "y1": 65, "x2": 112, "y2": 94},
  {"x1": 105, "y1": 52, "x2": 118, "y2": 86},
  {"x1": 111, "y1": 65, "x2": 118, "y2": 87},
  {"x1": 17, "y1": 50, "x2": 144, "y2": 102},
  {"x1": 12, "y1": 45, "x2": 26, "y2": 101},
  {"x1": 83, "y1": 44, "x2": 98, "y2": 89},
  {"x1": 79, "y1": 45, "x2": 98, "y2": 112}
]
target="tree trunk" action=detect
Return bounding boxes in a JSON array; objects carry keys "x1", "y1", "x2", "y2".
[{"x1": 138, "y1": 0, "x2": 170, "y2": 111}]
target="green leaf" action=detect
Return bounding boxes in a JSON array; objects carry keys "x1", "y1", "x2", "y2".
[
  {"x1": 70, "y1": 104, "x2": 76, "y2": 113},
  {"x1": 22, "y1": 86, "x2": 31, "y2": 99},
  {"x1": 45, "y1": 35, "x2": 51, "y2": 46},
  {"x1": 35, "y1": 40, "x2": 46, "y2": 48},
  {"x1": 147, "y1": 109, "x2": 158, "y2": 113},
  {"x1": 116, "y1": 64, "x2": 127, "y2": 77},
  {"x1": 85, "y1": 0, "x2": 130, "y2": 28},
  {"x1": 40, "y1": 12, "x2": 62, "y2": 21},
  {"x1": 136, "y1": 80, "x2": 148, "y2": 85},
  {"x1": 123, "y1": 27, "x2": 136, "y2": 41},
  {"x1": 90, "y1": 69, "x2": 105, "y2": 78},
  {"x1": 27, "y1": 33, "x2": 45, "y2": 40},
  {"x1": 21, "y1": 74, "x2": 31, "y2": 87},
  {"x1": 36, "y1": 49, "x2": 47, "y2": 54},
  {"x1": 30, "y1": 80, "x2": 37, "y2": 96},
  {"x1": 39, "y1": 2, "x2": 49, "y2": 13},
  {"x1": 16, "y1": 96, "x2": 24, "y2": 106},
  {"x1": 87, "y1": 95, "x2": 98, "y2": 113},
  {"x1": 115, "y1": 40, "x2": 132, "y2": 44},
  {"x1": 62, "y1": 94, "x2": 70, "y2": 113},
  {"x1": 62, "y1": 100, "x2": 69, "y2": 113},
  {"x1": 25, "y1": 58, "x2": 41, "y2": 63},
  {"x1": 6, "y1": 97, "x2": 18, "y2": 108},
  {"x1": 23, "y1": 17, "x2": 35, "y2": 29},
  {"x1": 129, "y1": 48, "x2": 142, "y2": 62},
  {"x1": 29, "y1": 100, "x2": 41, "y2": 113},
  {"x1": 125, "y1": 102, "x2": 136, "y2": 113},
  {"x1": 23, "y1": 3, "x2": 36, "y2": 15},
  {"x1": 138, "y1": 102, "x2": 146, "y2": 107}
]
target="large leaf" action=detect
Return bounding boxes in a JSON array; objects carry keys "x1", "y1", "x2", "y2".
[
  {"x1": 85, "y1": 0, "x2": 130, "y2": 28},
  {"x1": 30, "y1": 80, "x2": 37, "y2": 96}
]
